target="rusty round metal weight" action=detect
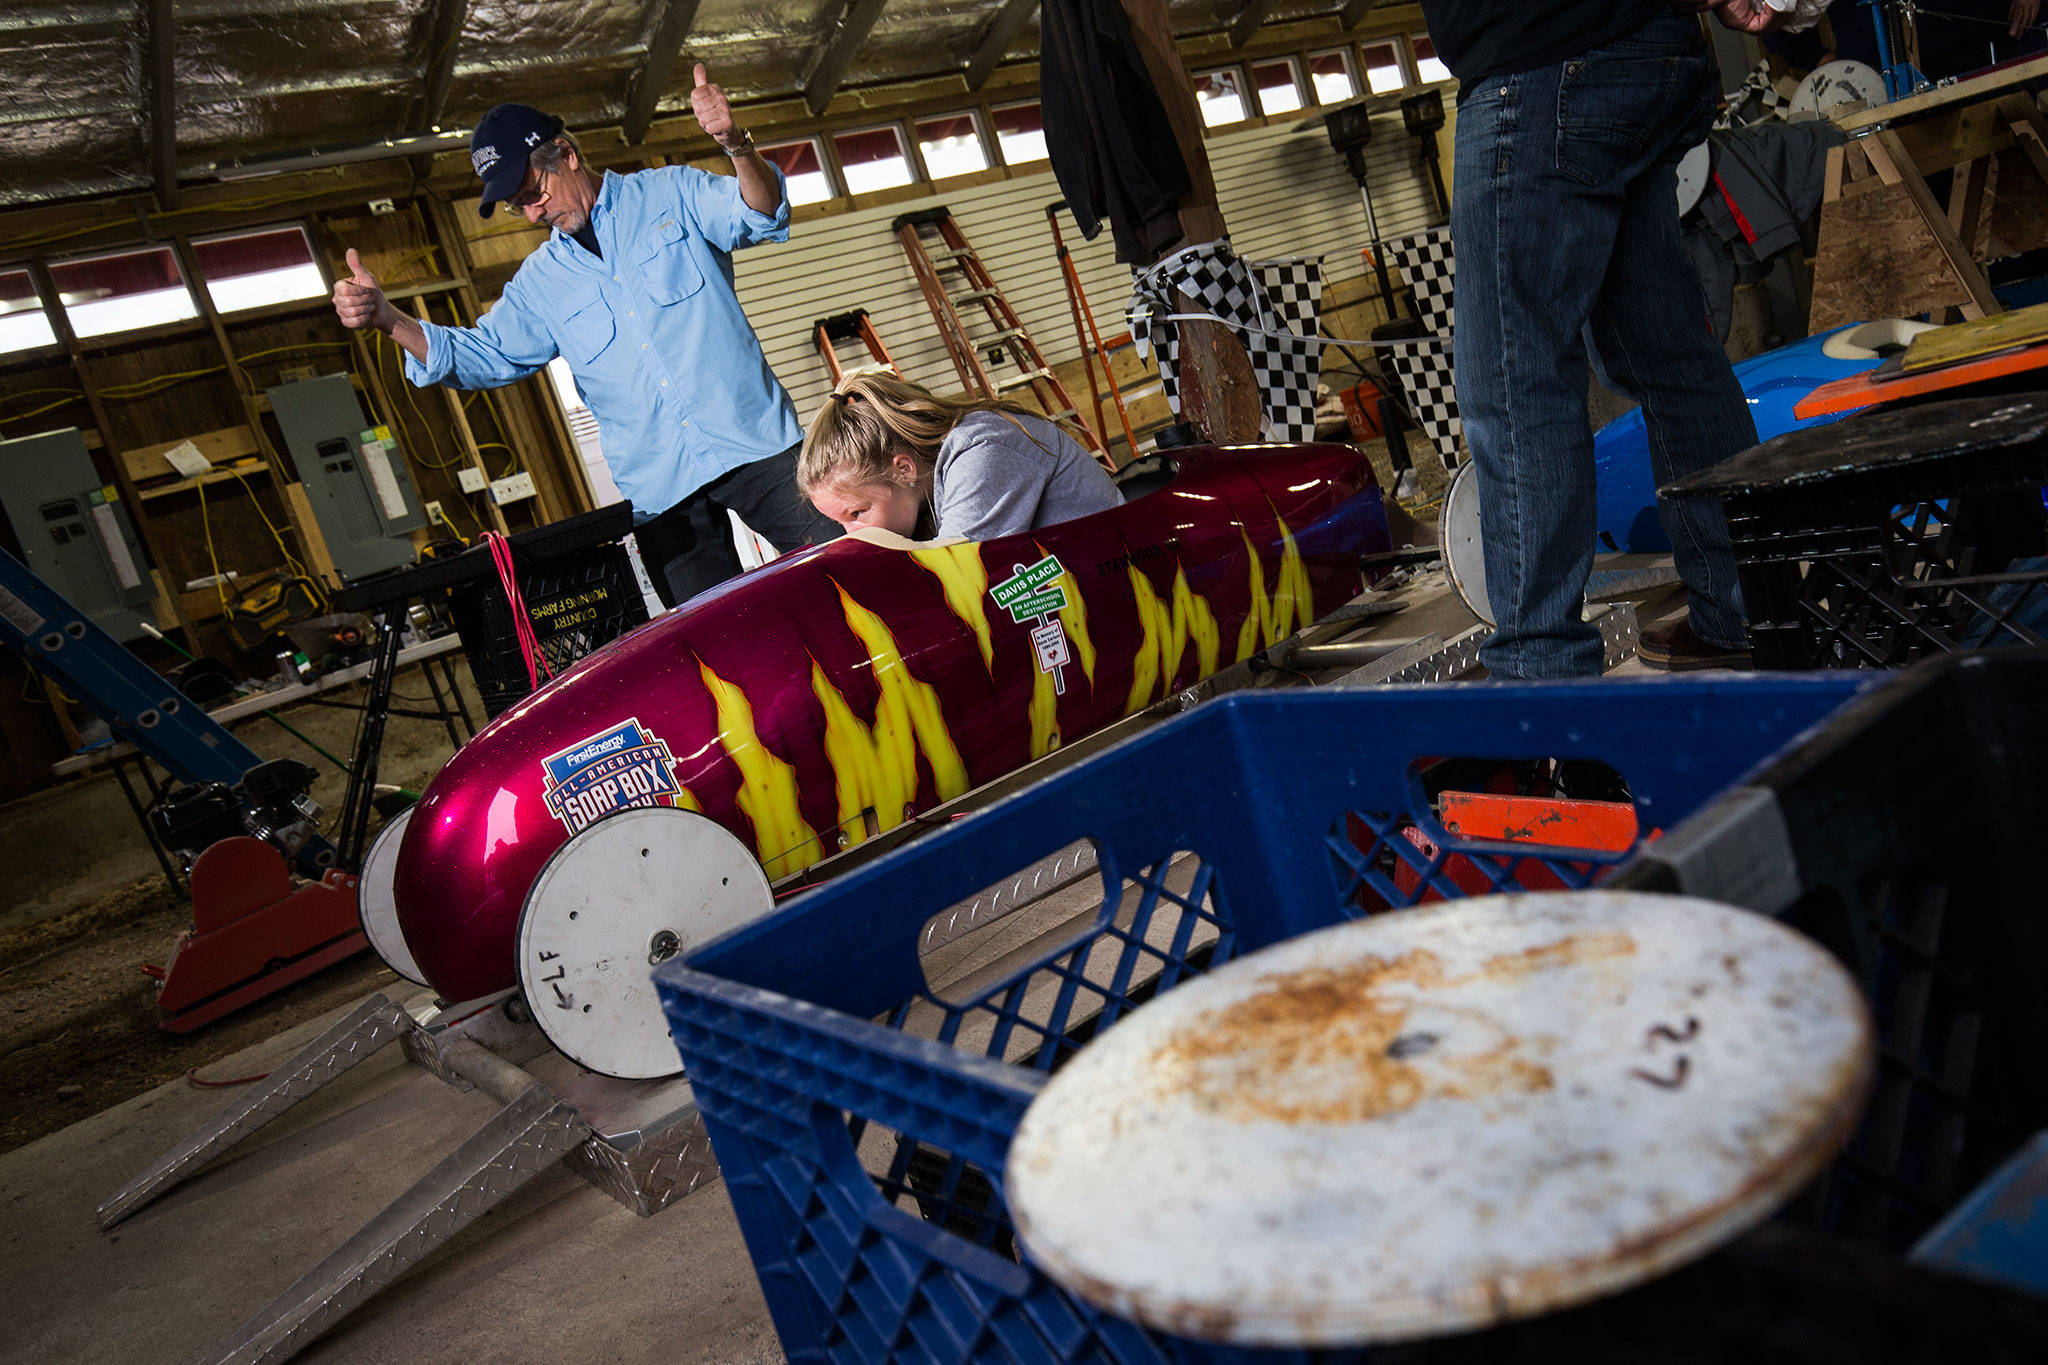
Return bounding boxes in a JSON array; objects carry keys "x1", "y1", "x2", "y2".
[{"x1": 1005, "y1": 890, "x2": 1875, "y2": 1347}]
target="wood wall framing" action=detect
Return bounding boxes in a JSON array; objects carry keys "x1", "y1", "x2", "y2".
[{"x1": 0, "y1": 10, "x2": 1449, "y2": 800}]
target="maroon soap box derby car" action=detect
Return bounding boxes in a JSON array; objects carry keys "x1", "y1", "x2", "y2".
[{"x1": 359, "y1": 442, "x2": 1392, "y2": 1076}]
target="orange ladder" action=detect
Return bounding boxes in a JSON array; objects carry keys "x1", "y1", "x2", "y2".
[
  {"x1": 892, "y1": 206, "x2": 1116, "y2": 471},
  {"x1": 1045, "y1": 200, "x2": 1143, "y2": 461},
  {"x1": 813, "y1": 308, "x2": 903, "y2": 385}
]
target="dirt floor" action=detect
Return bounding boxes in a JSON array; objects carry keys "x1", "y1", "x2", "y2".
[{"x1": 0, "y1": 872, "x2": 401, "y2": 1153}]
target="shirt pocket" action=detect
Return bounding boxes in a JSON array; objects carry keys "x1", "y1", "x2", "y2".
[
  {"x1": 557, "y1": 296, "x2": 615, "y2": 365},
  {"x1": 637, "y1": 217, "x2": 705, "y2": 306}
]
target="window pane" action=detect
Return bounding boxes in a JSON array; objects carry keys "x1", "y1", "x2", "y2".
[
  {"x1": 0, "y1": 268, "x2": 57, "y2": 355},
  {"x1": 915, "y1": 112, "x2": 990, "y2": 179},
  {"x1": 834, "y1": 126, "x2": 913, "y2": 194},
  {"x1": 761, "y1": 138, "x2": 834, "y2": 204},
  {"x1": 1308, "y1": 50, "x2": 1357, "y2": 104},
  {"x1": 1253, "y1": 59, "x2": 1305, "y2": 115},
  {"x1": 193, "y1": 225, "x2": 326, "y2": 314},
  {"x1": 1413, "y1": 35, "x2": 1450, "y2": 84},
  {"x1": 1361, "y1": 41, "x2": 1405, "y2": 94},
  {"x1": 1195, "y1": 68, "x2": 1248, "y2": 126},
  {"x1": 50, "y1": 246, "x2": 198, "y2": 338},
  {"x1": 992, "y1": 102, "x2": 1047, "y2": 164}
]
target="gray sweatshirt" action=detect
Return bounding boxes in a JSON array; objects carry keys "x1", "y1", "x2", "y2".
[{"x1": 931, "y1": 409, "x2": 1123, "y2": 541}]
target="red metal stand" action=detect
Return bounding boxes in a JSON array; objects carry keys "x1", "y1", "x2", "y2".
[{"x1": 152, "y1": 837, "x2": 366, "y2": 1033}]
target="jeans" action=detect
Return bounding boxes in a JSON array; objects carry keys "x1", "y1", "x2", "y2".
[
  {"x1": 1451, "y1": 13, "x2": 1755, "y2": 679},
  {"x1": 632, "y1": 444, "x2": 842, "y2": 608}
]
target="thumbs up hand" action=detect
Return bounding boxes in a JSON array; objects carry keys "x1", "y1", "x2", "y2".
[
  {"x1": 689, "y1": 63, "x2": 746, "y2": 152},
  {"x1": 332, "y1": 247, "x2": 397, "y2": 333}
]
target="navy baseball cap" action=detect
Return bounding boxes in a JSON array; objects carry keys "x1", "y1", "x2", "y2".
[{"x1": 471, "y1": 103, "x2": 565, "y2": 218}]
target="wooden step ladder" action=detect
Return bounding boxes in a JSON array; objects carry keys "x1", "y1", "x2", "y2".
[
  {"x1": 892, "y1": 206, "x2": 1117, "y2": 471},
  {"x1": 813, "y1": 308, "x2": 903, "y2": 385}
]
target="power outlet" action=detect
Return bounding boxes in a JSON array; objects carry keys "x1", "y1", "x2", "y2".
[
  {"x1": 489, "y1": 472, "x2": 538, "y2": 505},
  {"x1": 424, "y1": 500, "x2": 444, "y2": 525},
  {"x1": 457, "y1": 466, "x2": 489, "y2": 494}
]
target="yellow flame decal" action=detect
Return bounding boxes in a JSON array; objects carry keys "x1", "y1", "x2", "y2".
[
  {"x1": 698, "y1": 659, "x2": 824, "y2": 880},
  {"x1": 1235, "y1": 518, "x2": 1316, "y2": 662},
  {"x1": 813, "y1": 585, "x2": 970, "y2": 848},
  {"x1": 1028, "y1": 666, "x2": 1060, "y2": 758},
  {"x1": 1126, "y1": 563, "x2": 1221, "y2": 713},
  {"x1": 1052, "y1": 570, "x2": 1097, "y2": 686},
  {"x1": 909, "y1": 543, "x2": 994, "y2": 670}
]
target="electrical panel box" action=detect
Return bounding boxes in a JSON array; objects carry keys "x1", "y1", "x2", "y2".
[
  {"x1": 0, "y1": 428, "x2": 154, "y2": 643},
  {"x1": 266, "y1": 374, "x2": 426, "y2": 581}
]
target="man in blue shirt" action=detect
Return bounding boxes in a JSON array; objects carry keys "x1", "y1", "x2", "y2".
[{"x1": 332, "y1": 66, "x2": 838, "y2": 607}]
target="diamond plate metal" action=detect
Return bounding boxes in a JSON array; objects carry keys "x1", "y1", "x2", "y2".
[
  {"x1": 920, "y1": 839, "x2": 1101, "y2": 954},
  {"x1": 567, "y1": 1108, "x2": 723, "y2": 1216},
  {"x1": 98, "y1": 994, "x2": 414, "y2": 1229},
  {"x1": 1598, "y1": 601, "x2": 1641, "y2": 669},
  {"x1": 1330, "y1": 603, "x2": 1636, "y2": 685},
  {"x1": 204, "y1": 1086, "x2": 592, "y2": 1365},
  {"x1": 1381, "y1": 626, "x2": 1490, "y2": 683}
]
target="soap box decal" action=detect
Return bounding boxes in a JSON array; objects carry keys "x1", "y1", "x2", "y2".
[{"x1": 541, "y1": 718, "x2": 683, "y2": 835}]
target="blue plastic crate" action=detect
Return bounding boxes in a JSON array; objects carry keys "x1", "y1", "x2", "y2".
[{"x1": 655, "y1": 676, "x2": 1870, "y2": 1364}]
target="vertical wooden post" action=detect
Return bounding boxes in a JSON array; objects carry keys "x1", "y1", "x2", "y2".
[
  {"x1": 170, "y1": 234, "x2": 342, "y2": 594},
  {"x1": 1115, "y1": 0, "x2": 1263, "y2": 443}
]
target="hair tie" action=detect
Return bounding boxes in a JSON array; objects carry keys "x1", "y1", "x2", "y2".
[{"x1": 832, "y1": 390, "x2": 851, "y2": 405}]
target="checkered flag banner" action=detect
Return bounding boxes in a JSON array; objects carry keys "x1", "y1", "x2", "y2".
[
  {"x1": 1380, "y1": 227, "x2": 1463, "y2": 466},
  {"x1": 1127, "y1": 239, "x2": 1325, "y2": 442},
  {"x1": 1714, "y1": 59, "x2": 1792, "y2": 130}
]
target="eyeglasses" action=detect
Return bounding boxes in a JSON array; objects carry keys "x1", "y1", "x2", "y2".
[{"x1": 505, "y1": 165, "x2": 553, "y2": 210}]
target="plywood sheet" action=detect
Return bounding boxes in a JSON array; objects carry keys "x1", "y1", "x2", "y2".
[{"x1": 1810, "y1": 146, "x2": 2048, "y2": 331}]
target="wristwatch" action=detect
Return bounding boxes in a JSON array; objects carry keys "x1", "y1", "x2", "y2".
[{"x1": 721, "y1": 128, "x2": 755, "y2": 157}]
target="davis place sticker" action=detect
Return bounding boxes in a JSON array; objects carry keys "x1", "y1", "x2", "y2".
[
  {"x1": 541, "y1": 717, "x2": 684, "y2": 835},
  {"x1": 992, "y1": 554, "x2": 1072, "y2": 694}
]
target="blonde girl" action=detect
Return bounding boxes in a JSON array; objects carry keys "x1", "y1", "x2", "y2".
[{"x1": 798, "y1": 372, "x2": 1121, "y2": 540}]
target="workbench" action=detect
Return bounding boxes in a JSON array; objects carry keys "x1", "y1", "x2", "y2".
[
  {"x1": 52, "y1": 633, "x2": 474, "y2": 890},
  {"x1": 1811, "y1": 54, "x2": 2048, "y2": 330}
]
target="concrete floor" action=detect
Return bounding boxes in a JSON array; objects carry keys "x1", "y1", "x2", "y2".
[{"x1": 1, "y1": 990, "x2": 783, "y2": 1363}]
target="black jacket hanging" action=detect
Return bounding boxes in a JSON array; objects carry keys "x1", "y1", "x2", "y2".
[{"x1": 1038, "y1": 0, "x2": 1192, "y2": 265}]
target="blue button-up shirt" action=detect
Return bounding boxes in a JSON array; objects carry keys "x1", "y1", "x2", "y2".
[{"x1": 405, "y1": 166, "x2": 803, "y2": 516}]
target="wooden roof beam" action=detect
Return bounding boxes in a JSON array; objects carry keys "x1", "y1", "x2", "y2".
[
  {"x1": 624, "y1": 0, "x2": 702, "y2": 146},
  {"x1": 146, "y1": 0, "x2": 177, "y2": 209},
  {"x1": 1339, "y1": 0, "x2": 1381, "y2": 30},
  {"x1": 408, "y1": 0, "x2": 470, "y2": 177},
  {"x1": 805, "y1": 0, "x2": 891, "y2": 116},
  {"x1": 965, "y1": 0, "x2": 1038, "y2": 92},
  {"x1": 1229, "y1": 0, "x2": 1278, "y2": 49},
  {"x1": 414, "y1": 0, "x2": 470, "y2": 130}
]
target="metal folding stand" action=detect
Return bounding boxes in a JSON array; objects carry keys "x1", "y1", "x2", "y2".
[
  {"x1": 327, "y1": 569, "x2": 494, "y2": 870},
  {"x1": 98, "y1": 990, "x2": 717, "y2": 1365}
]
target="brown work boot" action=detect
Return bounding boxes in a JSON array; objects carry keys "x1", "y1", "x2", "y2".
[{"x1": 1638, "y1": 618, "x2": 1751, "y2": 671}]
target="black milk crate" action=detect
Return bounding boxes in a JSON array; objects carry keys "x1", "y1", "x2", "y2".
[
  {"x1": 1620, "y1": 649, "x2": 2048, "y2": 1254},
  {"x1": 438, "y1": 505, "x2": 649, "y2": 718},
  {"x1": 1663, "y1": 394, "x2": 2048, "y2": 669}
]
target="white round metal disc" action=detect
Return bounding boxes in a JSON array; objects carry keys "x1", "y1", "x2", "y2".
[
  {"x1": 1792, "y1": 61, "x2": 1887, "y2": 117},
  {"x1": 1675, "y1": 140, "x2": 1711, "y2": 217},
  {"x1": 516, "y1": 806, "x2": 775, "y2": 1079},
  {"x1": 358, "y1": 806, "x2": 429, "y2": 986},
  {"x1": 1440, "y1": 460, "x2": 1492, "y2": 625},
  {"x1": 1006, "y1": 890, "x2": 1874, "y2": 1347}
]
